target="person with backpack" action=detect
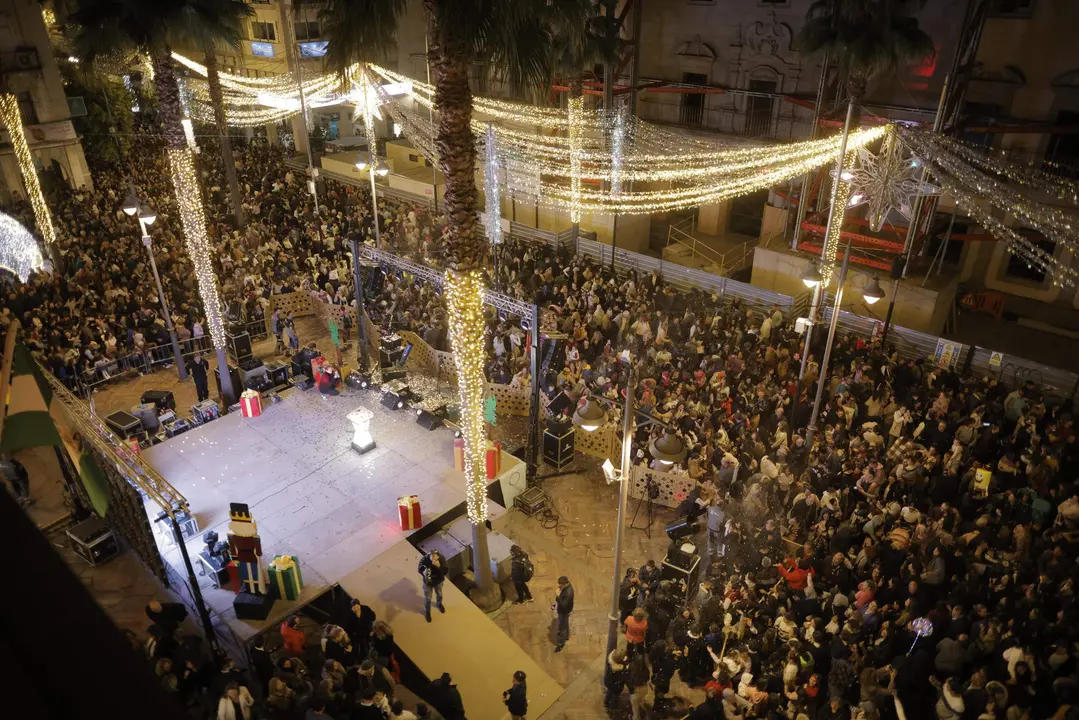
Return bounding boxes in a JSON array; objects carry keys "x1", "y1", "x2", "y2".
[
  {"x1": 510, "y1": 545, "x2": 534, "y2": 604},
  {"x1": 418, "y1": 550, "x2": 446, "y2": 623}
]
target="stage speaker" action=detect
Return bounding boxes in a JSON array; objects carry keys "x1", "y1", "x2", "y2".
[
  {"x1": 547, "y1": 391, "x2": 572, "y2": 418},
  {"x1": 382, "y1": 391, "x2": 406, "y2": 410},
  {"x1": 542, "y1": 424, "x2": 575, "y2": 470},
  {"x1": 228, "y1": 331, "x2": 252, "y2": 363},
  {"x1": 665, "y1": 515, "x2": 699, "y2": 541},
  {"x1": 661, "y1": 553, "x2": 701, "y2": 603},
  {"x1": 233, "y1": 592, "x2": 275, "y2": 621},
  {"x1": 293, "y1": 374, "x2": 313, "y2": 390},
  {"x1": 415, "y1": 408, "x2": 443, "y2": 430},
  {"x1": 141, "y1": 390, "x2": 176, "y2": 411},
  {"x1": 264, "y1": 360, "x2": 289, "y2": 388}
]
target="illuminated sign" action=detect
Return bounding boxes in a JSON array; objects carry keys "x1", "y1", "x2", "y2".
[
  {"x1": 250, "y1": 42, "x2": 275, "y2": 58},
  {"x1": 299, "y1": 41, "x2": 328, "y2": 58}
]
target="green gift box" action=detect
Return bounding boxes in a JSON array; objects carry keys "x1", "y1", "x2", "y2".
[{"x1": 267, "y1": 555, "x2": 304, "y2": 601}]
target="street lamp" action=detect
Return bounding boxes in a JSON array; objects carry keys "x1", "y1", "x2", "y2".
[
  {"x1": 801, "y1": 264, "x2": 823, "y2": 289},
  {"x1": 805, "y1": 238, "x2": 887, "y2": 446},
  {"x1": 573, "y1": 368, "x2": 688, "y2": 664},
  {"x1": 863, "y1": 276, "x2": 885, "y2": 305},
  {"x1": 123, "y1": 185, "x2": 186, "y2": 381}
]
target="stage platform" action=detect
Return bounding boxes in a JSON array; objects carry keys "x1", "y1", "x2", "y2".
[
  {"x1": 140, "y1": 385, "x2": 508, "y2": 635},
  {"x1": 339, "y1": 540, "x2": 563, "y2": 720}
]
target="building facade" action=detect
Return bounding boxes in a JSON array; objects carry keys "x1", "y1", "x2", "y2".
[{"x1": 0, "y1": 0, "x2": 90, "y2": 201}]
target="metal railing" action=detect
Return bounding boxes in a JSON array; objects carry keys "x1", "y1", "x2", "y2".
[{"x1": 75, "y1": 336, "x2": 213, "y2": 398}]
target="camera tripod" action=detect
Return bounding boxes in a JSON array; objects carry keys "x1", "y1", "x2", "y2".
[{"x1": 630, "y1": 478, "x2": 659, "y2": 538}]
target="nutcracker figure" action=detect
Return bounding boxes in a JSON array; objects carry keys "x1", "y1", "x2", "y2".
[{"x1": 227, "y1": 502, "x2": 266, "y2": 594}]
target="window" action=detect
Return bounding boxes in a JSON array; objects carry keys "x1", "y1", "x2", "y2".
[
  {"x1": 1005, "y1": 234, "x2": 1054, "y2": 283},
  {"x1": 294, "y1": 21, "x2": 320, "y2": 41},
  {"x1": 251, "y1": 21, "x2": 276, "y2": 42},
  {"x1": 16, "y1": 91, "x2": 36, "y2": 125},
  {"x1": 989, "y1": 0, "x2": 1035, "y2": 18},
  {"x1": 680, "y1": 72, "x2": 707, "y2": 127},
  {"x1": 745, "y1": 78, "x2": 776, "y2": 137}
]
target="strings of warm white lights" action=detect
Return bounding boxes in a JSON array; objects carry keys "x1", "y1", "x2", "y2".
[
  {"x1": 165, "y1": 148, "x2": 230, "y2": 345},
  {"x1": 0, "y1": 93, "x2": 55, "y2": 246},
  {"x1": 898, "y1": 129, "x2": 1079, "y2": 287},
  {"x1": 820, "y1": 150, "x2": 856, "y2": 287},
  {"x1": 171, "y1": 53, "x2": 885, "y2": 215},
  {"x1": 934, "y1": 133, "x2": 1079, "y2": 203},
  {"x1": 443, "y1": 270, "x2": 490, "y2": 524},
  {"x1": 611, "y1": 107, "x2": 626, "y2": 197}
]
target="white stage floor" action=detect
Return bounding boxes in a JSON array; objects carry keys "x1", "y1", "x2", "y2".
[{"x1": 142, "y1": 385, "x2": 505, "y2": 631}]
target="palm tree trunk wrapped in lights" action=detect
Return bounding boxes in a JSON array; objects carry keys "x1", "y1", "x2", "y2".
[
  {"x1": 152, "y1": 49, "x2": 235, "y2": 402},
  {"x1": 426, "y1": 30, "x2": 500, "y2": 608},
  {"x1": 0, "y1": 94, "x2": 56, "y2": 248}
]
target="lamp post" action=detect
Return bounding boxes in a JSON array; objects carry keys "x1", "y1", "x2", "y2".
[
  {"x1": 572, "y1": 365, "x2": 687, "y2": 662},
  {"x1": 355, "y1": 149, "x2": 388, "y2": 248},
  {"x1": 803, "y1": 240, "x2": 885, "y2": 447},
  {"x1": 122, "y1": 183, "x2": 186, "y2": 381}
]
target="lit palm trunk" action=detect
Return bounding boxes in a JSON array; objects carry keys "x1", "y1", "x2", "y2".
[
  {"x1": 426, "y1": 19, "x2": 498, "y2": 606},
  {"x1": 152, "y1": 49, "x2": 234, "y2": 401}
]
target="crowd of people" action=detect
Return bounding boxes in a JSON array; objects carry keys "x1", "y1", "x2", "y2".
[{"x1": 5, "y1": 118, "x2": 1079, "y2": 720}]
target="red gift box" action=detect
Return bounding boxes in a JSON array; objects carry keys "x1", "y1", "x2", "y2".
[
  {"x1": 486, "y1": 441, "x2": 502, "y2": 479},
  {"x1": 453, "y1": 437, "x2": 465, "y2": 472},
  {"x1": 310, "y1": 355, "x2": 328, "y2": 386},
  {"x1": 240, "y1": 390, "x2": 262, "y2": 418},
  {"x1": 398, "y1": 495, "x2": 421, "y2": 531}
]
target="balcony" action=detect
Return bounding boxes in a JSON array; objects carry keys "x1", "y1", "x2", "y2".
[
  {"x1": 636, "y1": 94, "x2": 813, "y2": 144},
  {"x1": 0, "y1": 48, "x2": 41, "y2": 74}
]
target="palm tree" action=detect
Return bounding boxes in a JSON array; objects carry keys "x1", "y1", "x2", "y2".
[
  {"x1": 70, "y1": 0, "x2": 253, "y2": 403},
  {"x1": 204, "y1": 45, "x2": 247, "y2": 229},
  {"x1": 796, "y1": 0, "x2": 935, "y2": 115},
  {"x1": 547, "y1": 0, "x2": 617, "y2": 244},
  {"x1": 320, "y1": 0, "x2": 583, "y2": 609}
]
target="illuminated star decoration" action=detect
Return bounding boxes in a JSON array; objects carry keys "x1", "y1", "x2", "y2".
[
  {"x1": 0, "y1": 210, "x2": 45, "y2": 281},
  {"x1": 846, "y1": 133, "x2": 939, "y2": 232}
]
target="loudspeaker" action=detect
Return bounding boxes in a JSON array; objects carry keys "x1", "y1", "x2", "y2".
[
  {"x1": 214, "y1": 364, "x2": 243, "y2": 398},
  {"x1": 547, "y1": 391, "x2": 572, "y2": 418},
  {"x1": 415, "y1": 409, "x2": 443, "y2": 430},
  {"x1": 233, "y1": 592, "x2": 275, "y2": 621},
  {"x1": 141, "y1": 390, "x2": 176, "y2": 411},
  {"x1": 542, "y1": 424, "x2": 575, "y2": 470},
  {"x1": 228, "y1": 331, "x2": 252, "y2": 363},
  {"x1": 264, "y1": 360, "x2": 289, "y2": 388},
  {"x1": 379, "y1": 347, "x2": 404, "y2": 368},
  {"x1": 665, "y1": 515, "x2": 699, "y2": 541},
  {"x1": 660, "y1": 553, "x2": 701, "y2": 603}
]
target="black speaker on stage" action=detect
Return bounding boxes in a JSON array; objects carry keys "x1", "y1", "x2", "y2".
[
  {"x1": 214, "y1": 363, "x2": 243, "y2": 399},
  {"x1": 228, "y1": 331, "x2": 252, "y2": 363},
  {"x1": 233, "y1": 592, "x2": 275, "y2": 621},
  {"x1": 661, "y1": 553, "x2": 701, "y2": 603},
  {"x1": 547, "y1": 391, "x2": 572, "y2": 418},
  {"x1": 665, "y1": 515, "x2": 699, "y2": 541},
  {"x1": 415, "y1": 408, "x2": 443, "y2": 430},
  {"x1": 543, "y1": 423, "x2": 575, "y2": 469}
]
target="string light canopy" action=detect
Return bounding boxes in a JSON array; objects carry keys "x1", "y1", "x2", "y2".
[{"x1": 171, "y1": 53, "x2": 886, "y2": 217}]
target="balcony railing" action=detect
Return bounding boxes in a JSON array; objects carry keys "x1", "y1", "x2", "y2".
[{"x1": 637, "y1": 95, "x2": 814, "y2": 143}]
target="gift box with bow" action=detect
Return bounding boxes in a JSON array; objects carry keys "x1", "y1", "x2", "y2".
[
  {"x1": 240, "y1": 389, "x2": 262, "y2": 418},
  {"x1": 398, "y1": 495, "x2": 422, "y2": 531},
  {"x1": 267, "y1": 555, "x2": 304, "y2": 601}
]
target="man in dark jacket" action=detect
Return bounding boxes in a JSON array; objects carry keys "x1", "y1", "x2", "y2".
[
  {"x1": 427, "y1": 672, "x2": 465, "y2": 720},
  {"x1": 503, "y1": 670, "x2": 527, "y2": 719},
  {"x1": 418, "y1": 551, "x2": 446, "y2": 623},
  {"x1": 186, "y1": 353, "x2": 210, "y2": 402},
  {"x1": 554, "y1": 575, "x2": 574, "y2": 652}
]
